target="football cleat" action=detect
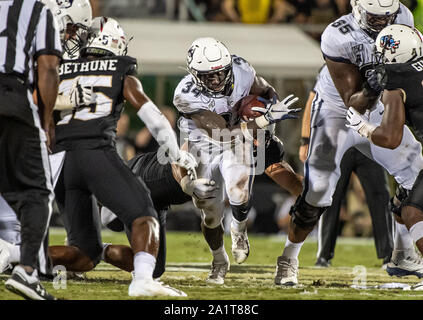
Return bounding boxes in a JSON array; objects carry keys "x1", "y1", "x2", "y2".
[
  {"x1": 230, "y1": 228, "x2": 250, "y2": 264},
  {"x1": 0, "y1": 238, "x2": 12, "y2": 274},
  {"x1": 206, "y1": 259, "x2": 230, "y2": 285},
  {"x1": 315, "y1": 257, "x2": 331, "y2": 268},
  {"x1": 275, "y1": 256, "x2": 299, "y2": 286},
  {"x1": 386, "y1": 249, "x2": 423, "y2": 278},
  {"x1": 128, "y1": 273, "x2": 187, "y2": 297},
  {"x1": 5, "y1": 265, "x2": 56, "y2": 300}
]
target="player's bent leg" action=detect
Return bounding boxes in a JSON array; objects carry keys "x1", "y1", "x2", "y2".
[
  {"x1": 230, "y1": 202, "x2": 251, "y2": 264},
  {"x1": 201, "y1": 221, "x2": 230, "y2": 285},
  {"x1": 386, "y1": 206, "x2": 423, "y2": 278},
  {"x1": 48, "y1": 245, "x2": 97, "y2": 272},
  {"x1": 103, "y1": 245, "x2": 133, "y2": 273},
  {"x1": 275, "y1": 196, "x2": 327, "y2": 286}
]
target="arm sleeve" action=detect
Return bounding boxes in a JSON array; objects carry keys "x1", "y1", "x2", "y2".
[{"x1": 34, "y1": 7, "x2": 62, "y2": 60}]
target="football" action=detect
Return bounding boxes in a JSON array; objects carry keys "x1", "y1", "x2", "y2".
[{"x1": 234, "y1": 95, "x2": 266, "y2": 120}]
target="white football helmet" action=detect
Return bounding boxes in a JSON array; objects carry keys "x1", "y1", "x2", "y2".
[
  {"x1": 186, "y1": 37, "x2": 233, "y2": 96},
  {"x1": 82, "y1": 17, "x2": 129, "y2": 57},
  {"x1": 375, "y1": 24, "x2": 423, "y2": 63},
  {"x1": 56, "y1": 0, "x2": 92, "y2": 58},
  {"x1": 351, "y1": 0, "x2": 399, "y2": 38},
  {"x1": 40, "y1": 0, "x2": 64, "y2": 35}
]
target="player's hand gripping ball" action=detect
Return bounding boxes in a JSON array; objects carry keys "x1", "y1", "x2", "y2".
[{"x1": 234, "y1": 95, "x2": 266, "y2": 121}]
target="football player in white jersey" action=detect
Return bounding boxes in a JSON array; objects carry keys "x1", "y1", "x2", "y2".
[
  {"x1": 173, "y1": 37, "x2": 300, "y2": 284},
  {"x1": 274, "y1": 0, "x2": 423, "y2": 286}
]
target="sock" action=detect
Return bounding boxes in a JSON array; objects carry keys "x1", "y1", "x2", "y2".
[
  {"x1": 282, "y1": 238, "x2": 304, "y2": 260},
  {"x1": 394, "y1": 221, "x2": 414, "y2": 251},
  {"x1": 101, "y1": 243, "x2": 111, "y2": 261},
  {"x1": 409, "y1": 221, "x2": 423, "y2": 244},
  {"x1": 231, "y1": 218, "x2": 248, "y2": 233},
  {"x1": 211, "y1": 246, "x2": 229, "y2": 263},
  {"x1": 133, "y1": 251, "x2": 156, "y2": 280}
]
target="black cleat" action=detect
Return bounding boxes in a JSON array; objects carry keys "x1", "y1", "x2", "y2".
[
  {"x1": 315, "y1": 257, "x2": 331, "y2": 268},
  {"x1": 5, "y1": 266, "x2": 56, "y2": 300}
]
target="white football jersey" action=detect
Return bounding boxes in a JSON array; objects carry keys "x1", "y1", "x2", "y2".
[
  {"x1": 317, "y1": 3, "x2": 413, "y2": 108},
  {"x1": 174, "y1": 55, "x2": 256, "y2": 139}
]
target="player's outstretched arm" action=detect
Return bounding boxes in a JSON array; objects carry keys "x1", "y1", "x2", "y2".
[
  {"x1": 123, "y1": 75, "x2": 197, "y2": 172},
  {"x1": 171, "y1": 142, "x2": 218, "y2": 200},
  {"x1": 326, "y1": 58, "x2": 378, "y2": 113},
  {"x1": 346, "y1": 89, "x2": 405, "y2": 148}
]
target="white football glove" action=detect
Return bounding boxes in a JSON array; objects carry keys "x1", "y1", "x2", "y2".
[
  {"x1": 253, "y1": 94, "x2": 301, "y2": 129},
  {"x1": 346, "y1": 107, "x2": 377, "y2": 140},
  {"x1": 172, "y1": 150, "x2": 198, "y2": 178},
  {"x1": 69, "y1": 76, "x2": 94, "y2": 108},
  {"x1": 180, "y1": 177, "x2": 218, "y2": 200}
]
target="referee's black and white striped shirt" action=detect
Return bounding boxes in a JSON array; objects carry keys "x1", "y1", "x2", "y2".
[{"x1": 0, "y1": 0, "x2": 62, "y2": 85}]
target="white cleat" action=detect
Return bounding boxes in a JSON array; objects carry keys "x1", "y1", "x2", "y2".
[
  {"x1": 230, "y1": 228, "x2": 250, "y2": 264},
  {"x1": 0, "y1": 238, "x2": 12, "y2": 274},
  {"x1": 274, "y1": 256, "x2": 298, "y2": 286},
  {"x1": 128, "y1": 274, "x2": 187, "y2": 297},
  {"x1": 206, "y1": 260, "x2": 230, "y2": 285},
  {"x1": 386, "y1": 249, "x2": 423, "y2": 278}
]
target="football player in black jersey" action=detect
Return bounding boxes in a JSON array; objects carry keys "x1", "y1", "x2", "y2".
[
  {"x1": 98, "y1": 144, "x2": 217, "y2": 279},
  {"x1": 48, "y1": 17, "x2": 197, "y2": 297},
  {"x1": 346, "y1": 24, "x2": 423, "y2": 284}
]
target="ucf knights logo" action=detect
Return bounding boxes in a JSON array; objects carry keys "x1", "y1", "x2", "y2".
[{"x1": 380, "y1": 35, "x2": 400, "y2": 53}]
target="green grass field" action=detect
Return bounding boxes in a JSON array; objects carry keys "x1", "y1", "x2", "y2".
[{"x1": 1, "y1": 228, "x2": 423, "y2": 300}]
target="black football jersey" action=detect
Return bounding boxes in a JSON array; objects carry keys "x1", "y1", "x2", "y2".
[
  {"x1": 54, "y1": 55, "x2": 137, "y2": 151},
  {"x1": 385, "y1": 57, "x2": 423, "y2": 142},
  {"x1": 127, "y1": 151, "x2": 191, "y2": 210}
]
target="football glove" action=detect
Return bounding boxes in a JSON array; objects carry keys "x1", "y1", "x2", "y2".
[
  {"x1": 172, "y1": 150, "x2": 198, "y2": 178},
  {"x1": 69, "y1": 76, "x2": 94, "y2": 108},
  {"x1": 346, "y1": 107, "x2": 377, "y2": 140},
  {"x1": 253, "y1": 94, "x2": 301, "y2": 129},
  {"x1": 364, "y1": 64, "x2": 387, "y2": 97},
  {"x1": 180, "y1": 177, "x2": 218, "y2": 200}
]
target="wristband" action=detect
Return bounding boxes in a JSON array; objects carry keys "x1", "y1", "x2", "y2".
[
  {"x1": 180, "y1": 175, "x2": 193, "y2": 195},
  {"x1": 300, "y1": 137, "x2": 310, "y2": 146},
  {"x1": 255, "y1": 115, "x2": 270, "y2": 129},
  {"x1": 240, "y1": 122, "x2": 254, "y2": 142},
  {"x1": 358, "y1": 121, "x2": 377, "y2": 142}
]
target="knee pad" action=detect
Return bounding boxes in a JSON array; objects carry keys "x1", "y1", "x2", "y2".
[
  {"x1": 389, "y1": 185, "x2": 409, "y2": 218},
  {"x1": 290, "y1": 196, "x2": 327, "y2": 229},
  {"x1": 230, "y1": 202, "x2": 252, "y2": 222}
]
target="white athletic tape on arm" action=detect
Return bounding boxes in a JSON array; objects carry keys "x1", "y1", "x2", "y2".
[
  {"x1": 54, "y1": 94, "x2": 73, "y2": 110},
  {"x1": 137, "y1": 101, "x2": 180, "y2": 161},
  {"x1": 358, "y1": 121, "x2": 377, "y2": 142},
  {"x1": 240, "y1": 122, "x2": 254, "y2": 142},
  {"x1": 409, "y1": 221, "x2": 423, "y2": 243},
  {"x1": 255, "y1": 115, "x2": 270, "y2": 129}
]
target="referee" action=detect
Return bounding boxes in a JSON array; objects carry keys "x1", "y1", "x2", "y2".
[{"x1": 0, "y1": 0, "x2": 61, "y2": 300}]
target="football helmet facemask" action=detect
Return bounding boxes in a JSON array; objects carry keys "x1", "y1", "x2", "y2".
[
  {"x1": 56, "y1": 0, "x2": 92, "y2": 58},
  {"x1": 186, "y1": 37, "x2": 233, "y2": 97},
  {"x1": 81, "y1": 17, "x2": 129, "y2": 57}
]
